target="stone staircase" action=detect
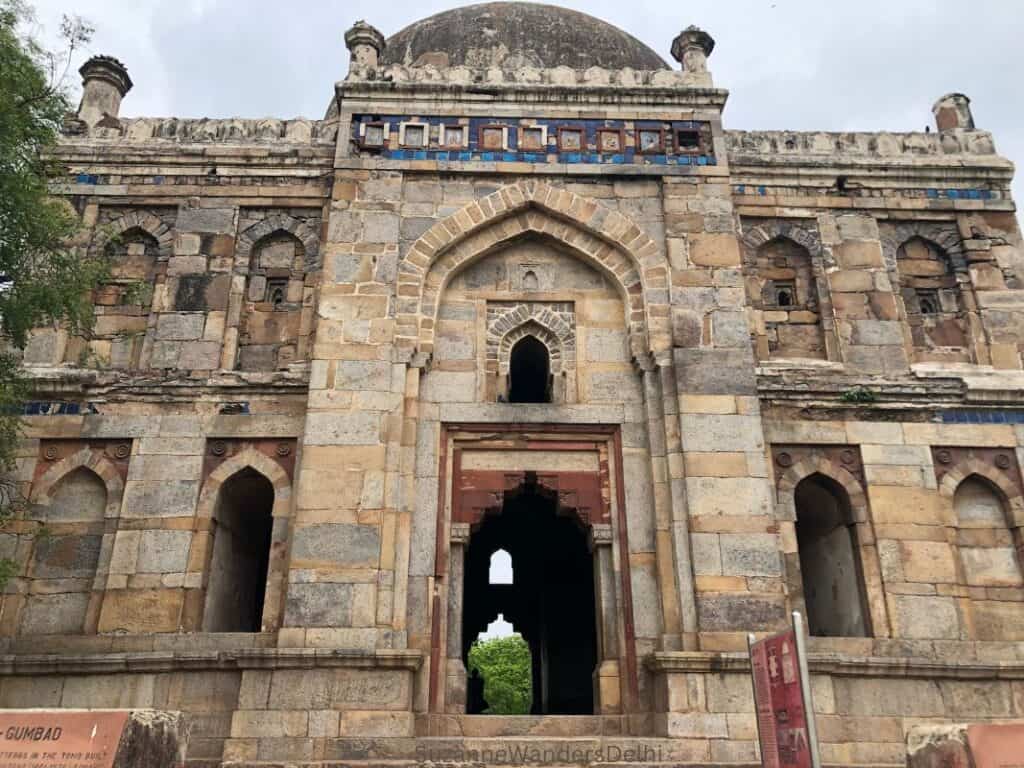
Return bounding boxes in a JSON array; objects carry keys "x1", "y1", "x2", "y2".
[{"x1": 219, "y1": 716, "x2": 901, "y2": 768}]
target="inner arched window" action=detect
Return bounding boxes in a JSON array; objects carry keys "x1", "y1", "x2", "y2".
[{"x1": 508, "y1": 336, "x2": 551, "y2": 403}]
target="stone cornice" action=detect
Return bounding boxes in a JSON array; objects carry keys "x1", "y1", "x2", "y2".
[
  {"x1": 337, "y1": 80, "x2": 729, "y2": 110},
  {"x1": 727, "y1": 129, "x2": 1014, "y2": 186},
  {"x1": 0, "y1": 648, "x2": 423, "y2": 676},
  {"x1": 757, "y1": 365, "x2": 1024, "y2": 412},
  {"x1": 26, "y1": 366, "x2": 311, "y2": 402},
  {"x1": 646, "y1": 651, "x2": 1024, "y2": 680},
  {"x1": 59, "y1": 117, "x2": 337, "y2": 146}
]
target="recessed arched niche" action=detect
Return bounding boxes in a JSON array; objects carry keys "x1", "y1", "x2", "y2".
[{"x1": 423, "y1": 236, "x2": 637, "y2": 407}]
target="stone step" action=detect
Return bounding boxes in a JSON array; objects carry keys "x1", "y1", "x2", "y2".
[
  {"x1": 215, "y1": 762, "x2": 895, "y2": 768},
  {"x1": 323, "y1": 736, "x2": 739, "y2": 764},
  {"x1": 428, "y1": 714, "x2": 630, "y2": 737}
]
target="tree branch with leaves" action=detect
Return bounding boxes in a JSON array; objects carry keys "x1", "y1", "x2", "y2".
[{"x1": 0, "y1": 0, "x2": 108, "y2": 582}]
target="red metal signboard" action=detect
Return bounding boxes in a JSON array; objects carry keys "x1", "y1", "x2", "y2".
[
  {"x1": 749, "y1": 616, "x2": 820, "y2": 768},
  {"x1": 0, "y1": 710, "x2": 129, "y2": 768},
  {"x1": 967, "y1": 723, "x2": 1024, "y2": 768}
]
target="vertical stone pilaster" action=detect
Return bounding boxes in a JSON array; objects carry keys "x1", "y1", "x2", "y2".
[
  {"x1": 444, "y1": 522, "x2": 468, "y2": 713},
  {"x1": 287, "y1": 168, "x2": 402, "y2": 649},
  {"x1": 665, "y1": 171, "x2": 783, "y2": 647},
  {"x1": 820, "y1": 211, "x2": 909, "y2": 374},
  {"x1": 591, "y1": 523, "x2": 622, "y2": 714},
  {"x1": 639, "y1": 359, "x2": 684, "y2": 650}
]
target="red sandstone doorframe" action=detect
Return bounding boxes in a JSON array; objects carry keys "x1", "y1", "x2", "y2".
[{"x1": 427, "y1": 423, "x2": 639, "y2": 714}]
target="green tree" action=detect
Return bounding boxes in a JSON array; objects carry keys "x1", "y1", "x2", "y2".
[
  {"x1": 0, "y1": 1, "x2": 108, "y2": 579},
  {"x1": 467, "y1": 635, "x2": 533, "y2": 714}
]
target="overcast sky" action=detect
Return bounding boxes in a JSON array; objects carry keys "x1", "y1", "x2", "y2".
[{"x1": 28, "y1": 0, "x2": 1024, "y2": 199}]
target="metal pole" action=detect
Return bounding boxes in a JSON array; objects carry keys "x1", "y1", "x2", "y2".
[
  {"x1": 746, "y1": 633, "x2": 765, "y2": 764},
  {"x1": 792, "y1": 611, "x2": 822, "y2": 768}
]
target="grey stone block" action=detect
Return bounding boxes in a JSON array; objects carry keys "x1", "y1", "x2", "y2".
[
  {"x1": 304, "y1": 412, "x2": 381, "y2": 445},
  {"x1": 21, "y1": 592, "x2": 89, "y2": 634},
  {"x1": 291, "y1": 523, "x2": 380, "y2": 568},
  {"x1": 690, "y1": 533, "x2": 721, "y2": 575},
  {"x1": 589, "y1": 371, "x2": 643, "y2": 402},
  {"x1": 156, "y1": 313, "x2": 205, "y2": 341},
  {"x1": 284, "y1": 583, "x2": 354, "y2": 627},
  {"x1": 137, "y1": 530, "x2": 192, "y2": 573},
  {"x1": 697, "y1": 594, "x2": 787, "y2": 632},
  {"x1": 32, "y1": 534, "x2": 102, "y2": 578},
  {"x1": 177, "y1": 206, "x2": 235, "y2": 234},
  {"x1": 673, "y1": 348, "x2": 757, "y2": 395},
  {"x1": 335, "y1": 361, "x2": 391, "y2": 391},
  {"x1": 585, "y1": 328, "x2": 628, "y2": 362},
  {"x1": 123, "y1": 481, "x2": 199, "y2": 518},
  {"x1": 328, "y1": 211, "x2": 361, "y2": 242},
  {"x1": 710, "y1": 310, "x2": 750, "y2": 348},
  {"x1": 178, "y1": 341, "x2": 221, "y2": 370},
  {"x1": 851, "y1": 319, "x2": 904, "y2": 346},
  {"x1": 362, "y1": 213, "x2": 399, "y2": 243},
  {"x1": 720, "y1": 533, "x2": 781, "y2": 576}
]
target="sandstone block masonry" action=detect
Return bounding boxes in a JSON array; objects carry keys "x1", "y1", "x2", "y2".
[{"x1": 2, "y1": 5, "x2": 1024, "y2": 766}]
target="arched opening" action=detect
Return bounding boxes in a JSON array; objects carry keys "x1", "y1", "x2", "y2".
[
  {"x1": 70, "y1": 227, "x2": 159, "y2": 369},
  {"x1": 238, "y1": 230, "x2": 306, "y2": 371},
  {"x1": 467, "y1": 616, "x2": 533, "y2": 714},
  {"x1": 489, "y1": 549, "x2": 513, "y2": 585},
  {"x1": 463, "y1": 476, "x2": 597, "y2": 714},
  {"x1": 747, "y1": 235, "x2": 825, "y2": 360},
  {"x1": 44, "y1": 466, "x2": 108, "y2": 523},
  {"x1": 105, "y1": 228, "x2": 159, "y2": 278},
  {"x1": 202, "y1": 468, "x2": 275, "y2": 632},
  {"x1": 793, "y1": 474, "x2": 869, "y2": 637},
  {"x1": 508, "y1": 336, "x2": 551, "y2": 404},
  {"x1": 23, "y1": 467, "x2": 107, "y2": 635},
  {"x1": 954, "y1": 476, "x2": 1023, "y2": 588},
  {"x1": 896, "y1": 236, "x2": 967, "y2": 358}
]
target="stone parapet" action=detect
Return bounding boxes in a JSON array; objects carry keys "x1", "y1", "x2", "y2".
[
  {"x1": 727, "y1": 129, "x2": 1001, "y2": 160},
  {"x1": 343, "y1": 63, "x2": 715, "y2": 89},
  {"x1": 61, "y1": 117, "x2": 337, "y2": 144}
]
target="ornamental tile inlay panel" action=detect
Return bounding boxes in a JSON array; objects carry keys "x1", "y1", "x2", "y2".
[{"x1": 353, "y1": 115, "x2": 715, "y2": 166}]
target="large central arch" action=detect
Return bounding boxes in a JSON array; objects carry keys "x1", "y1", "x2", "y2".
[{"x1": 395, "y1": 180, "x2": 671, "y2": 360}]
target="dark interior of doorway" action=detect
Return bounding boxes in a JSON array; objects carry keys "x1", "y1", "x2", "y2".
[
  {"x1": 202, "y1": 469, "x2": 275, "y2": 632},
  {"x1": 508, "y1": 336, "x2": 551, "y2": 403},
  {"x1": 463, "y1": 475, "x2": 597, "y2": 714}
]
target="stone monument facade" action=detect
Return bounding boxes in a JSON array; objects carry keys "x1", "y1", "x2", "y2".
[{"x1": 2, "y1": 3, "x2": 1024, "y2": 765}]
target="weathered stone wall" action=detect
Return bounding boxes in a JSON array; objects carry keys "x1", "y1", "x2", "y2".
[{"x1": 3, "y1": 17, "x2": 1024, "y2": 767}]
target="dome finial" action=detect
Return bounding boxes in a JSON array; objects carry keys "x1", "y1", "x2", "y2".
[
  {"x1": 345, "y1": 20, "x2": 386, "y2": 70},
  {"x1": 671, "y1": 26, "x2": 715, "y2": 73}
]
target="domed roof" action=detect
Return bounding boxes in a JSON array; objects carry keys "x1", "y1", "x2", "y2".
[{"x1": 381, "y1": 2, "x2": 669, "y2": 71}]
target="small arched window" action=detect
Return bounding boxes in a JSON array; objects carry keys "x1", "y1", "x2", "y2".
[
  {"x1": 489, "y1": 549, "x2": 513, "y2": 585},
  {"x1": 508, "y1": 336, "x2": 551, "y2": 404}
]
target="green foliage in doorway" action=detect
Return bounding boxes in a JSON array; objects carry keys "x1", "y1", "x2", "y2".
[{"x1": 467, "y1": 635, "x2": 532, "y2": 714}]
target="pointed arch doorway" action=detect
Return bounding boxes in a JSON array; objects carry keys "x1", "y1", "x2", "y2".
[
  {"x1": 463, "y1": 474, "x2": 596, "y2": 714},
  {"x1": 432, "y1": 424, "x2": 639, "y2": 723}
]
